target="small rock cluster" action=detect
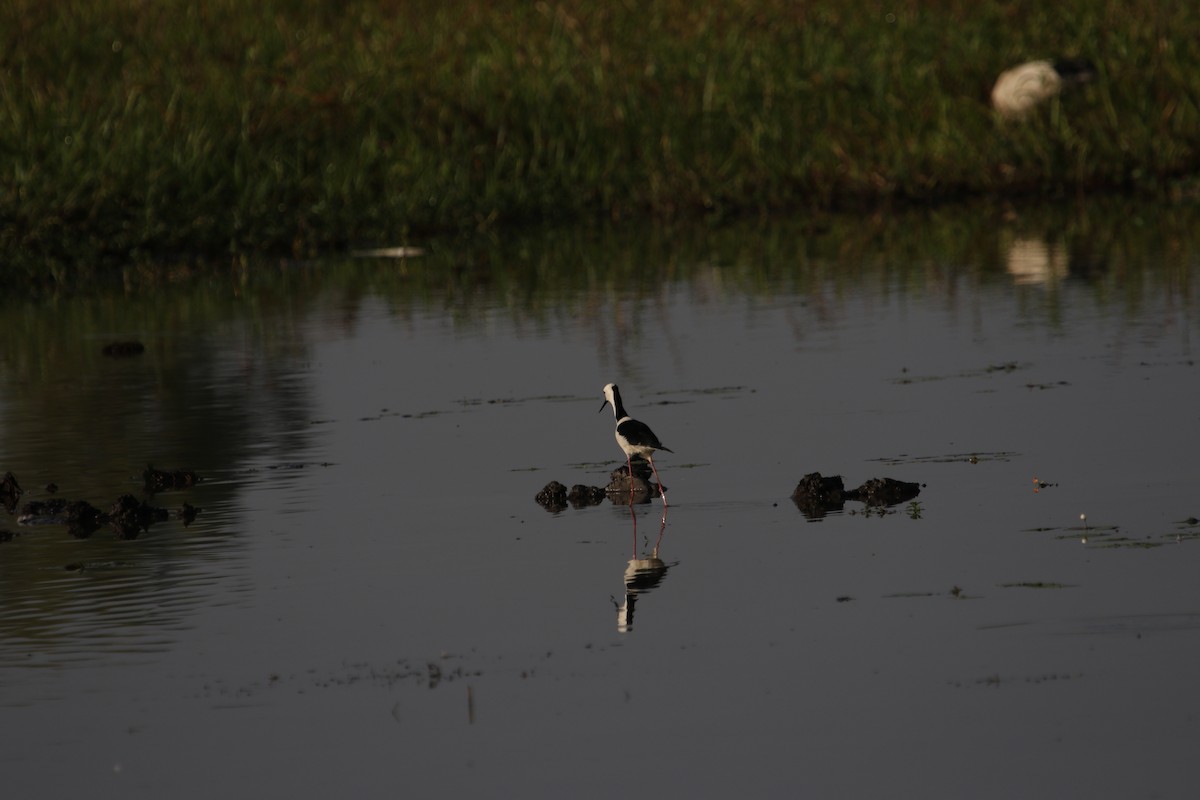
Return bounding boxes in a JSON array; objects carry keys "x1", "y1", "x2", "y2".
[
  {"x1": 792, "y1": 472, "x2": 921, "y2": 518},
  {"x1": 535, "y1": 464, "x2": 662, "y2": 512},
  {"x1": 1, "y1": 468, "x2": 200, "y2": 541}
]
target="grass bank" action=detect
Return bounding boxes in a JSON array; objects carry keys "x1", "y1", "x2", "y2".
[{"x1": 2, "y1": 0, "x2": 1198, "y2": 264}]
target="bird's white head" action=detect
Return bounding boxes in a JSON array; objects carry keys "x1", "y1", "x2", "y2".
[{"x1": 600, "y1": 383, "x2": 618, "y2": 414}]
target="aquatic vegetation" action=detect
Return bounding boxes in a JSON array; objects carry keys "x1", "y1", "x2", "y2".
[{"x1": 3, "y1": 0, "x2": 1199, "y2": 265}]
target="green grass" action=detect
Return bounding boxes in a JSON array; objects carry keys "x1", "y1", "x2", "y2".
[{"x1": 2, "y1": 0, "x2": 1199, "y2": 265}]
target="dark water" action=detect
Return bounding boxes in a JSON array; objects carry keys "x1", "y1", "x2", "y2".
[{"x1": 2, "y1": 202, "x2": 1199, "y2": 798}]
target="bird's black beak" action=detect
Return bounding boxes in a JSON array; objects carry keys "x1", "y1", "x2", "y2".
[{"x1": 598, "y1": 399, "x2": 610, "y2": 413}]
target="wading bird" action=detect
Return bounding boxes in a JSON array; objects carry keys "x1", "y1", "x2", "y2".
[
  {"x1": 991, "y1": 59, "x2": 1096, "y2": 119},
  {"x1": 600, "y1": 383, "x2": 672, "y2": 505}
]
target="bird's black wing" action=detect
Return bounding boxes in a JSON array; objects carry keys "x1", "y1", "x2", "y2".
[{"x1": 617, "y1": 418, "x2": 671, "y2": 451}]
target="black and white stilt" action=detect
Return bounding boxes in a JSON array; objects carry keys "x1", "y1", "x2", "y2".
[{"x1": 599, "y1": 383, "x2": 672, "y2": 504}]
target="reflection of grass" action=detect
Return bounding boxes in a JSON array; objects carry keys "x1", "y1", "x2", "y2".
[
  {"x1": 4, "y1": 0, "x2": 1200, "y2": 263},
  {"x1": 999, "y1": 581, "x2": 1076, "y2": 589}
]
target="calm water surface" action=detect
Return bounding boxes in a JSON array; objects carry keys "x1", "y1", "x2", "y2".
[{"x1": 2, "y1": 204, "x2": 1199, "y2": 798}]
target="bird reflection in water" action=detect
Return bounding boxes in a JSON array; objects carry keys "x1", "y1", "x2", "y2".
[{"x1": 615, "y1": 504, "x2": 673, "y2": 633}]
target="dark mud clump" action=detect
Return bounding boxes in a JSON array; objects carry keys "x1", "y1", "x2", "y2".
[
  {"x1": 848, "y1": 477, "x2": 922, "y2": 507},
  {"x1": 65, "y1": 500, "x2": 106, "y2": 538},
  {"x1": 2, "y1": 471, "x2": 22, "y2": 513},
  {"x1": 102, "y1": 341, "x2": 145, "y2": 356},
  {"x1": 569, "y1": 484, "x2": 607, "y2": 506},
  {"x1": 144, "y1": 464, "x2": 199, "y2": 492},
  {"x1": 108, "y1": 494, "x2": 169, "y2": 539},
  {"x1": 534, "y1": 480, "x2": 609, "y2": 512},
  {"x1": 791, "y1": 473, "x2": 847, "y2": 517},
  {"x1": 535, "y1": 481, "x2": 569, "y2": 512},
  {"x1": 792, "y1": 472, "x2": 921, "y2": 519},
  {"x1": 17, "y1": 498, "x2": 71, "y2": 523},
  {"x1": 19, "y1": 498, "x2": 106, "y2": 538},
  {"x1": 18, "y1": 494, "x2": 191, "y2": 539},
  {"x1": 604, "y1": 464, "x2": 659, "y2": 498}
]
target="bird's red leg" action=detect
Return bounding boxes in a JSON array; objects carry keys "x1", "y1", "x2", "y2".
[
  {"x1": 626, "y1": 455, "x2": 635, "y2": 505},
  {"x1": 648, "y1": 456, "x2": 667, "y2": 505}
]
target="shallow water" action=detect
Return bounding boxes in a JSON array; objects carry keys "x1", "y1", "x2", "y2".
[{"x1": 2, "y1": 202, "x2": 1200, "y2": 798}]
